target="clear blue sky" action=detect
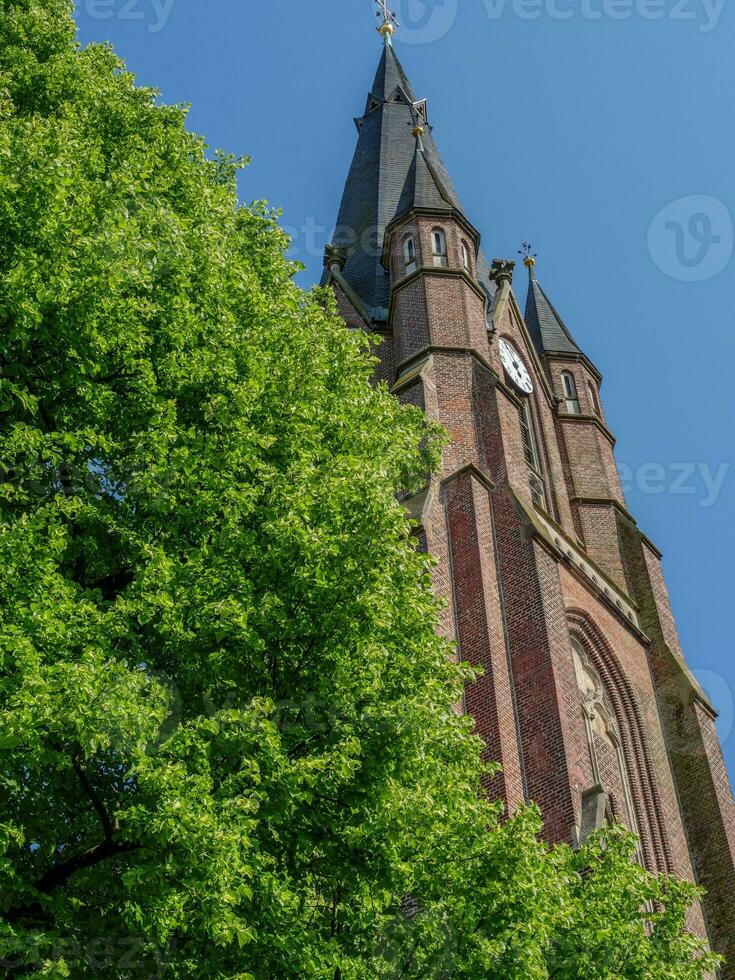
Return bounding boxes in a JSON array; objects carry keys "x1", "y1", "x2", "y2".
[{"x1": 74, "y1": 1, "x2": 735, "y2": 779}]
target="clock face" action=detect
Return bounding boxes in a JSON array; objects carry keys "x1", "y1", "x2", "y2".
[{"x1": 499, "y1": 339, "x2": 534, "y2": 394}]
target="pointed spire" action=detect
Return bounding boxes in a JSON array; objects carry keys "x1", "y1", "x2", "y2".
[
  {"x1": 522, "y1": 247, "x2": 583, "y2": 357},
  {"x1": 325, "y1": 44, "x2": 468, "y2": 316},
  {"x1": 371, "y1": 43, "x2": 416, "y2": 103},
  {"x1": 397, "y1": 139, "x2": 454, "y2": 215}
]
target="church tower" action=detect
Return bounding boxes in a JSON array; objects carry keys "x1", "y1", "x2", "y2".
[{"x1": 323, "y1": 24, "x2": 735, "y2": 972}]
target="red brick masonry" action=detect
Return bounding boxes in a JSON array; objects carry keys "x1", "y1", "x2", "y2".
[{"x1": 330, "y1": 210, "x2": 735, "y2": 970}]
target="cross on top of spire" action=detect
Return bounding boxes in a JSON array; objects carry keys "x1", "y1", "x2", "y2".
[{"x1": 375, "y1": 0, "x2": 399, "y2": 43}]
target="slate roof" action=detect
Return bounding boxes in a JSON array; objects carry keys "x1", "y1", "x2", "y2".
[
  {"x1": 326, "y1": 44, "x2": 592, "y2": 359},
  {"x1": 524, "y1": 272, "x2": 583, "y2": 356},
  {"x1": 396, "y1": 145, "x2": 454, "y2": 216},
  {"x1": 325, "y1": 45, "x2": 472, "y2": 316},
  {"x1": 370, "y1": 40, "x2": 417, "y2": 103}
]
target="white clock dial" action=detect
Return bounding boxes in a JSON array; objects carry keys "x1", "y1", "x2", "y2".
[{"x1": 499, "y1": 339, "x2": 534, "y2": 394}]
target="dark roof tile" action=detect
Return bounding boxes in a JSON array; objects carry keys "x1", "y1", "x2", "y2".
[
  {"x1": 325, "y1": 45, "x2": 469, "y2": 312},
  {"x1": 524, "y1": 275, "x2": 582, "y2": 356}
]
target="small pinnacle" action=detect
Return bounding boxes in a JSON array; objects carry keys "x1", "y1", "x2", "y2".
[{"x1": 490, "y1": 259, "x2": 516, "y2": 287}]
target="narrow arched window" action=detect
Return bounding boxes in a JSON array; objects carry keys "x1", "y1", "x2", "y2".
[
  {"x1": 588, "y1": 381, "x2": 601, "y2": 417},
  {"x1": 432, "y1": 228, "x2": 448, "y2": 268},
  {"x1": 403, "y1": 235, "x2": 417, "y2": 275},
  {"x1": 562, "y1": 371, "x2": 581, "y2": 414},
  {"x1": 520, "y1": 401, "x2": 547, "y2": 510},
  {"x1": 461, "y1": 240, "x2": 471, "y2": 271}
]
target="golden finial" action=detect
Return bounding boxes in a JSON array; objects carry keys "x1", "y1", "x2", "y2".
[
  {"x1": 375, "y1": 0, "x2": 398, "y2": 44},
  {"x1": 412, "y1": 124, "x2": 425, "y2": 138},
  {"x1": 518, "y1": 242, "x2": 538, "y2": 278}
]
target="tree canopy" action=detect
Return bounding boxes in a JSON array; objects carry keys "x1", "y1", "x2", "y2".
[{"x1": 0, "y1": 1, "x2": 721, "y2": 977}]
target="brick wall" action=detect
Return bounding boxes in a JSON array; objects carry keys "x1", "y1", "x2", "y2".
[
  {"x1": 332, "y1": 207, "x2": 734, "y2": 968},
  {"x1": 443, "y1": 472, "x2": 525, "y2": 808},
  {"x1": 619, "y1": 520, "x2": 735, "y2": 970}
]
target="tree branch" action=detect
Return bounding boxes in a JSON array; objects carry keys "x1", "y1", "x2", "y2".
[
  {"x1": 36, "y1": 838, "x2": 140, "y2": 896},
  {"x1": 71, "y1": 751, "x2": 115, "y2": 840},
  {"x1": 4, "y1": 839, "x2": 142, "y2": 925}
]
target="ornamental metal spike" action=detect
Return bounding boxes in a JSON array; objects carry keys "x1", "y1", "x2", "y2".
[
  {"x1": 518, "y1": 242, "x2": 538, "y2": 279},
  {"x1": 375, "y1": 0, "x2": 399, "y2": 43}
]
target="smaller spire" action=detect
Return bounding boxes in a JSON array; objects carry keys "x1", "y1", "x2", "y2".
[
  {"x1": 396, "y1": 142, "x2": 453, "y2": 217},
  {"x1": 411, "y1": 102, "x2": 425, "y2": 150},
  {"x1": 522, "y1": 247, "x2": 584, "y2": 358},
  {"x1": 375, "y1": 0, "x2": 399, "y2": 45},
  {"x1": 518, "y1": 241, "x2": 538, "y2": 281}
]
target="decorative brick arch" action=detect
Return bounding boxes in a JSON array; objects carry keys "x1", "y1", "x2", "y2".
[{"x1": 567, "y1": 609, "x2": 673, "y2": 875}]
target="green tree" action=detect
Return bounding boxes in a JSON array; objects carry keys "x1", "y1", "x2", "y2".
[{"x1": 0, "y1": 1, "x2": 721, "y2": 977}]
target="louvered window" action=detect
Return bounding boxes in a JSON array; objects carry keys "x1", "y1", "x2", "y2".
[{"x1": 520, "y1": 401, "x2": 547, "y2": 510}]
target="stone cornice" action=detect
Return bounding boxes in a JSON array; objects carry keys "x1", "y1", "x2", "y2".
[
  {"x1": 558, "y1": 412, "x2": 617, "y2": 448},
  {"x1": 388, "y1": 266, "x2": 488, "y2": 324},
  {"x1": 391, "y1": 353, "x2": 433, "y2": 395},
  {"x1": 401, "y1": 480, "x2": 437, "y2": 527},
  {"x1": 510, "y1": 489, "x2": 647, "y2": 640},
  {"x1": 394, "y1": 344, "x2": 549, "y2": 418},
  {"x1": 542, "y1": 349, "x2": 603, "y2": 385},
  {"x1": 571, "y1": 495, "x2": 637, "y2": 527},
  {"x1": 613, "y1": 497, "x2": 666, "y2": 560},
  {"x1": 440, "y1": 462, "x2": 495, "y2": 494},
  {"x1": 401, "y1": 465, "x2": 496, "y2": 528},
  {"x1": 394, "y1": 345, "x2": 498, "y2": 385},
  {"x1": 656, "y1": 641, "x2": 718, "y2": 718},
  {"x1": 639, "y1": 532, "x2": 664, "y2": 560},
  {"x1": 382, "y1": 208, "x2": 482, "y2": 268}
]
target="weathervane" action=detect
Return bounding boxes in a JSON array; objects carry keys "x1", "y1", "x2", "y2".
[
  {"x1": 375, "y1": 0, "x2": 399, "y2": 44},
  {"x1": 518, "y1": 241, "x2": 538, "y2": 277}
]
